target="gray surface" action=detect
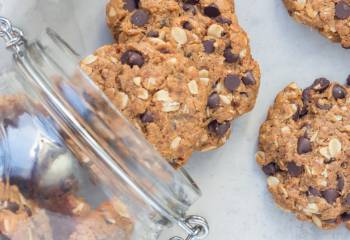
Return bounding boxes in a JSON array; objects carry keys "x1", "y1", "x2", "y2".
[{"x1": 1, "y1": 0, "x2": 350, "y2": 239}]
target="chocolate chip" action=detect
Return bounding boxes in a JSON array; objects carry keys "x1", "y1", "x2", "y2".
[
  {"x1": 332, "y1": 85, "x2": 346, "y2": 99},
  {"x1": 312, "y1": 78, "x2": 330, "y2": 92},
  {"x1": 302, "y1": 87, "x2": 311, "y2": 103},
  {"x1": 347, "y1": 75, "x2": 350, "y2": 86},
  {"x1": 262, "y1": 162, "x2": 278, "y2": 176},
  {"x1": 182, "y1": 3, "x2": 197, "y2": 14},
  {"x1": 121, "y1": 50, "x2": 145, "y2": 68},
  {"x1": 224, "y1": 47, "x2": 239, "y2": 63},
  {"x1": 292, "y1": 105, "x2": 307, "y2": 121},
  {"x1": 337, "y1": 174, "x2": 344, "y2": 192},
  {"x1": 242, "y1": 71, "x2": 256, "y2": 86},
  {"x1": 298, "y1": 108, "x2": 309, "y2": 121},
  {"x1": 123, "y1": 0, "x2": 139, "y2": 11},
  {"x1": 344, "y1": 194, "x2": 350, "y2": 206},
  {"x1": 287, "y1": 161, "x2": 304, "y2": 177},
  {"x1": 316, "y1": 99, "x2": 332, "y2": 110},
  {"x1": 203, "y1": 40, "x2": 215, "y2": 54},
  {"x1": 321, "y1": 189, "x2": 339, "y2": 204},
  {"x1": 341, "y1": 162, "x2": 348, "y2": 169},
  {"x1": 335, "y1": 1, "x2": 350, "y2": 19},
  {"x1": 182, "y1": 21, "x2": 193, "y2": 30},
  {"x1": 183, "y1": 0, "x2": 199, "y2": 4},
  {"x1": 224, "y1": 74, "x2": 241, "y2": 92},
  {"x1": 231, "y1": 100, "x2": 240, "y2": 108},
  {"x1": 325, "y1": 158, "x2": 336, "y2": 165},
  {"x1": 159, "y1": 48, "x2": 171, "y2": 54},
  {"x1": 24, "y1": 205, "x2": 32, "y2": 217},
  {"x1": 208, "y1": 120, "x2": 231, "y2": 137},
  {"x1": 7, "y1": 201, "x2": 19, "y2": 213},
  {"x1": 207, "y1": 92, "x2": 220, "y2": 109},
  {"x1": 203, "y1": 4, "x2": 221, "y2": 18},
  {"x1": 293, "y1": 105, "x2": 308, "y2": 121},
  {"x1": 216, "y1": 16, "x2": 232, "y2": 25},
  {"x1": 140, "y1": 111, "x2": 154, "y2": 123},
  {"x1": 61, "y1": 177, "x2": 75, "y2": 193},
  {"x1": 297, "y1": 136, "x2": 312, "y2": 154},
  {"x1": 341, "y1": 212, "x2": 350, "y2": 221},
  {"x1": 147, "y1": 31, "x2": 159, "y2": 38},
  {"x1": 131, "y1": 9, "x2": 149, "y2": 26},
  {"x1": 203, "y1": 40, "x2": 215, "y2": 53},
  {"x1": 308, "y1": 187, "x2": 321, "y2": 197}
]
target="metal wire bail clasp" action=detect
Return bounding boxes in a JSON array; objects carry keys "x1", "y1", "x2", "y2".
[
  {"x1": 0, "y1": 17, "x2": 25, "y2": 56},
  {"x1": 170, "y1": 215, "x2": 209, "y2": 240}
]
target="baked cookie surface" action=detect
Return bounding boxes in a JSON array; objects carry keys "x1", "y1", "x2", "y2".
[
  {"x1": 258, "y1": 78, "x2": 350, "y2": 230},
  {"x1": 283, "y1": 0, "x2": 350, "y2": 48},
  {"x1": 81, "y1": 40, "x2": 218, "y2": 167},
  {"x1": 106, "y1": 0, "x2": 260, "y2": 151}
]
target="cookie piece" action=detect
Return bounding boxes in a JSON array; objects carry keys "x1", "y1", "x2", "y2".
[
  {"x1": 106, "y1": 0, "x2": 260, "y2": 151},
  {"x1": 0, "y1": 181, "x2": 53, "y2": 239},
  {"x1": 258, "y1": 78, "x2": 350, "y2": 230},
  {"x1": 39, "y1": 194, "x2": 91, "y2": 217},
  {"x1": 68, "y1": 199, "x2": 133, "y2": 240},
  {"x1": 283, "y1": 0, "x2": 350, "y2": 48},
  {"x1": 81, "y1": 40, "x2": 210, "y2": 167}
]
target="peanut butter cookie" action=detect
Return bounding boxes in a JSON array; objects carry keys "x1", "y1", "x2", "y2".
[
  {"x1": 258, "y1": 77, "x2": 350, "y2": 230},
  {"x1": 283, "y1": 0, "x2": 350, "y2": 48}
]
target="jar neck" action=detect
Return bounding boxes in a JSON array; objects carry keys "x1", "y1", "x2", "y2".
[{"x1": 12, "y1": 28, "x2": 201, "y2": 225}]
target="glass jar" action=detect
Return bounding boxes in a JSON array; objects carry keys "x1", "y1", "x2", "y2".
[{"x1": 0, "y1": 4, "x2": 208, "y2": 240}]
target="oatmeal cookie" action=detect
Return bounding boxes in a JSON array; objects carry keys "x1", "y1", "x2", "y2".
[
  {"x1": 283, "y1": 0, "x2": 350, "y2": 48},
  {"x1": 81, "y1": 40, "x2": 212, "y2": 167},
  {"x1": 106, "y1": 0, "x2": 260, "y2": 151},
  {"x1": 258, "y1": 77, "x2": 350, "y2": 230}
]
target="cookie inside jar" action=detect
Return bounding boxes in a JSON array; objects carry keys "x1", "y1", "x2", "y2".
[{"x1": 0, "y1": 93, "x2": 133, "y2": 239}]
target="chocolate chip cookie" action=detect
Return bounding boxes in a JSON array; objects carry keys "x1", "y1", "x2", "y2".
[
  {"x1": 106, "y1": 0, "x2": 260, "y2": 151},
  {"x1": 258, "y1": 77, "x2": 350, "y2": 230},
  {"x1": 81, "y1": 40, "x2": 211, "y2": 167},
  {"x1": 283, "y1": 0, "x2": 350, "y2": 48}
]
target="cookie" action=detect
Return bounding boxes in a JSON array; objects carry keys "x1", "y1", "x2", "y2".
[
  {"x1": 81, "y1": 40, "x2": 211, "y2": 167},
  {"x1": 283, "y1": 0, "x2": 350, "y2": 48},
  {"x1": 106, "y1": 0, "x2": 260, "y2": 151},
  {"x1": 258, "y1": 78, "x2": 350, "y2": 230},
  {"x1": 44, "y1": 195, "x2": 97, "y2": 240},
  {"x1": 68, "y1": 199, "x2": 133, "y2": 240},
  {"x1": 0, "y1": 181, "x2": 53, "y2": 239}
]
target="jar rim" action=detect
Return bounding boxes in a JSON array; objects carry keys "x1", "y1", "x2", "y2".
[{"x1": 13, "y1": 28, "x2": 201, "y2": 225}]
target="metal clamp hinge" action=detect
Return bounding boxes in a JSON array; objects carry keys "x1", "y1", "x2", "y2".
[
  {"x1": 0, "y1": 16, "x2": 25, "y2": 56},
  {"x1": 170, "y1": 215, "x2": 209, "y2": 240}
]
